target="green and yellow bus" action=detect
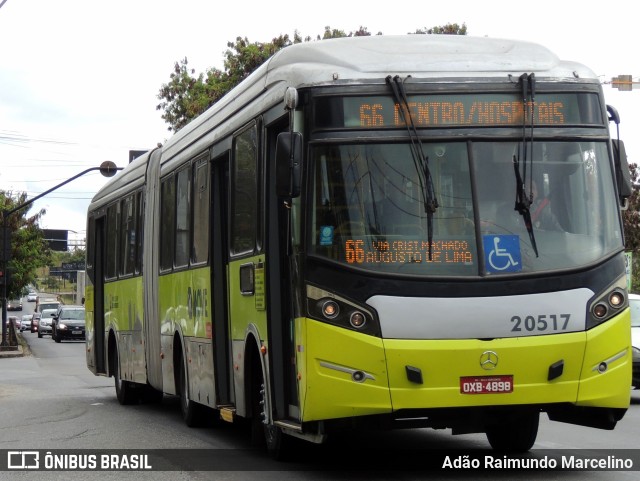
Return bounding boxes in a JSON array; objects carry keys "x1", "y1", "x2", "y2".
[{"x1": 85, "y1": 35, "x2": 632, "y2": 456}]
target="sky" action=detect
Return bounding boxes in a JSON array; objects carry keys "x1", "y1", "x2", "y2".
[{"x1": 1, "y1": 0, "x2": 639, "y2": 246}]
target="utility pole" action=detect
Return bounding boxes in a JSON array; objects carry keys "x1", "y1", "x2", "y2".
[{"x1": 1, "y1": 161, "x2": 121, "y2": 347}]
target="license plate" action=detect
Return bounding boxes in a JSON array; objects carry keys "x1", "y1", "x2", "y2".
[
  {"x1": 460, "y1": 375, "x2": 513, "y2": 394},
  {"x1": 72, "y1": 330, "x2": 82, "y2": 335}
]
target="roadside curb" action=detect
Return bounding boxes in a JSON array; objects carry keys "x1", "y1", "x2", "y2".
[{"x1": 0, "y1": 331, "x2": 29, "y2": 358}]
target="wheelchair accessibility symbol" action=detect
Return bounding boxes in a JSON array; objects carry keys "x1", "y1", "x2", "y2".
[{"x1": 483, "y1": 235, "x2": 522, "y2": 273}]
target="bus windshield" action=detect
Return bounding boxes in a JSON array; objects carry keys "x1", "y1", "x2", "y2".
[{"x1": 310, "y1": 140, "x2": 622, "y2": 276}]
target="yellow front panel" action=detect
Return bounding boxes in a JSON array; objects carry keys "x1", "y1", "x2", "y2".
[
  {"x1": 297, "y1": 311, "x2": 631, "y2": 422},
  {"x1": 298, "y1": 318, "x2": 391, "y2": 421},
  {"x1": 384, "y1": 333, "x2": 584, "y2": 409},
  {"x1": 577, "y1": 310, "x2": 631, "y2": 408}
]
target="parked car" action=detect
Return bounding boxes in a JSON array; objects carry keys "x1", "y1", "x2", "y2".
[
  {"x1": 20, "y1": 314, "x2": 32, "y2": 332},
  {"x1": 27, "y1": 292, "x2": 37, "y2": 302},
  {"x1": 630, "y1": 293, "x2": 640, "y2": 389},
  {"x1": 30, "y1": 313, "x2": 41, "y2": 333},
  {"x1": 38, "y1": 309, "x2": 57, "y2": 338},
  {"x1": 7, "y1": 299, "x2": 22, "y2": 311},
  {"x1": 52, "y1": 305, "x2": 85, "y2": 342}
]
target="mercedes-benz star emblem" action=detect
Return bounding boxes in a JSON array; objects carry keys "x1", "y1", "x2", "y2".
[{"x1": 480, "y1": 351, "x2": 499, "y2": 370}]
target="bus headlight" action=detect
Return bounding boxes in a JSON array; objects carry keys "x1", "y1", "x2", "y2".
[
  {"x1": 587, "y1": 277, "x2": 627, "y2": 329},
  {"x1": 321, "y1": 300, "x2": 340, "y2": 319},
  {"x1": 307, "y1": 285, "x2": 380, "y2": 336}
]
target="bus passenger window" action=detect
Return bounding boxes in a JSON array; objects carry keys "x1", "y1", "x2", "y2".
[
  {"x1": 175, "y1": 166, "x2": 190, "y2": 268},
  {"x1": 231, "y1": 126, "x2": 258, "y2": 256},
  {"x1": 160, "y1": 175, "x2": 176, "y2": 271},
  {"x1": 192, "y1": 158, "x2": 209, "y2": 264},
  {"x1": 106, "y1": 203, "x2": 118, "y2": 279}
]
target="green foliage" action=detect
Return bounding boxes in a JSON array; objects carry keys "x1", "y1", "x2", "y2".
[
  {"x1": 49, "y1": 247, "x2": 86, "y2": 267},
  {"x1": 157, "y1": 24, "x2": 465, "y2": 132},
  {"x1": 412, "y1": 23, "x2": 467, "y2": 35},
  {"x1": 0, "y1": 191, "x2": 51, "y2": 299}
]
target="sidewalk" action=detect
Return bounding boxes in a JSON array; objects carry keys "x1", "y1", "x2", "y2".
[{"x1": 0, "y1": 330, "x2": 27, "y2": 358}]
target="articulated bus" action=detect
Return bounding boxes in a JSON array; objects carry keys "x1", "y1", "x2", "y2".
[{"x1": 85, "y1": 35, "x2": 632, "y2": 456}]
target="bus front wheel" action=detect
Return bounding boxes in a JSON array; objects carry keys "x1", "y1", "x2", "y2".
[
  {"x1": 251, "y1": 353, "x2": 294, "y2": 460},
  {"x1": 485, "y1": 411, "x2": 539, "y2": 452},
  {"x1": 113, "y1": 344, "x2": 137, "y2": 405}
]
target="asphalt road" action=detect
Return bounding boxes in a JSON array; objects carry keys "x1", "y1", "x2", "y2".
[{"x1": 0, "y1": 299, "x2": 638, "y2": 480}]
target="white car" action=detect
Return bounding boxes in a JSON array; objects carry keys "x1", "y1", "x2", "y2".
[
  {"x1": 38, "y1": 309, "x2": 57, "y2": 338},
  {"x1": 630, "y1": 293, "x2": 640, "y2": 389},
  {"x1": 27, "y1": 292, "x2": 37, "y2": 302},
  {"x1": 20, "y1": 314, "x2": 32, "y2": 331}
]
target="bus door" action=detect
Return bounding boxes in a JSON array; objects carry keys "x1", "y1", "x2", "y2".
[
  {"x1": 211, "y1": 153, "x2": 232, "y2": 406},
  {"x1": 265, "y1": 117, "x2": 300, "y2": 422},
  {"x1": 87, "y1": 215, "x2": 106, "y2": 375}
]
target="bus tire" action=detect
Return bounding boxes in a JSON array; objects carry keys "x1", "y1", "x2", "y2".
[
  {"x1": 178, "y1": 352, "x2": 204, "y2": 427},
  {"x1": 113, "y1": 344, "x2": 137, "y2": 405},
  {"x1": 486, "y1": 411, "x2": 539, "y2": 452},
  {"x1": 251, "y1": 352, "x2": 293, "y2": 461}
]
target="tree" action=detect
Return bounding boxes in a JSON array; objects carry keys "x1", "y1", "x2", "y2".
[
  {"x1": 0, "y1": 191, "x2": 51, "y2": 299},
  {"x1": 622, "y1": 163, "x2": 640, "y2": 291},
  {"x1": 157, "y1": 24, "x2": 466, "y2": 132},
  {"x1": 412, "y1": 23, "x2": 467, "y2": 35}
]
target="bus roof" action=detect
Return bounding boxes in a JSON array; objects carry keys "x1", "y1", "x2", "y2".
[
  {"x1": 90, "y1": 35, "x2": 598, "y2": 209},
  {"x1": 265, "y1": 34, "x2": 597, "y2": 82}
]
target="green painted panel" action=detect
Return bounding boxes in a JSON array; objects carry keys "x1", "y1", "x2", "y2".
[
  {"x1": 158, "y1": 266, "x2": 212, "y2": 339},
  {"x1": 228, "y1": 255, "x2": 267, "y2": 342}
]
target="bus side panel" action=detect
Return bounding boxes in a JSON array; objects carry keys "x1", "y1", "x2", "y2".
[
  {"x1": 298, "y1": 318, "x2": 391, "y2": 422},
  {"x1": 158, "y1": 267, "x2": 215, "y2": 403},
  {"x1": 104, "y1": 276, "x2": 146, "y2": 384},
  {"x1": 227, "y1": 255, "x2": 268, "y2": 417}
]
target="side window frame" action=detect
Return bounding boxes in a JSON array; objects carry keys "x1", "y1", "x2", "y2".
[
  {"x1": 105, "y1": 202, "x2": 119, "y2": 281},
  {"x1": 191, "y1": 154, "x2": 210, "y2": 266},
  {"x1": 174, "y1": 165, "x2": 191, "y2": 269},
  {"x1": 230, "y1": 122, "x2": 259, "y2": 257},
  {"x1": 160, "y1": 173, "x2": 176, "y2": 273}
]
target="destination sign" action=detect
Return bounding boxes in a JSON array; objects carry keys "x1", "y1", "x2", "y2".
[
  {"x1": 314, "y1": 92, "x2": 602, "y2": 129},
  {"x1": 345, "y1": 239, "x2": 474, "y2": 265}
]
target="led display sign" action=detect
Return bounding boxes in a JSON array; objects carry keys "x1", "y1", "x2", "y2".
[
  {"x1": 314, "y1": 93, "x2": 602, "y2": 129},
  {"x1": 345, "y1": 239, "x2": 474, "y2": 265}
]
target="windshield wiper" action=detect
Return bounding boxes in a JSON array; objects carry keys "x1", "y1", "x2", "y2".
[
  {"x1": 386, "y1": 75, "x2": 439, "y2": 259},
  {"x1": 513, "y1": 73, "x2": 539, "y2": 257}
]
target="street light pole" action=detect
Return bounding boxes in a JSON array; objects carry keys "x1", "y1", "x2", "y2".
[{"x1": 1, "y1": 161, "x2": 121, "y2": 346}]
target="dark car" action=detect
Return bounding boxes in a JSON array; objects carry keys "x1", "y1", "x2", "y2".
[
  {"x1": 52, "y1": 305, "x2": 85, "y2": 342},
  {"x1": 7, "y1": 299, "x2": 22, "y2": 311}
]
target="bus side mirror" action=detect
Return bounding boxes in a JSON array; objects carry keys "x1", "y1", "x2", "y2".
[
  {"x1": 612, "y1": 139, "x2": 632, "y2": 208},
  {"x1": 275, "y1": 132, "x2": 302, "y2": 198}
]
